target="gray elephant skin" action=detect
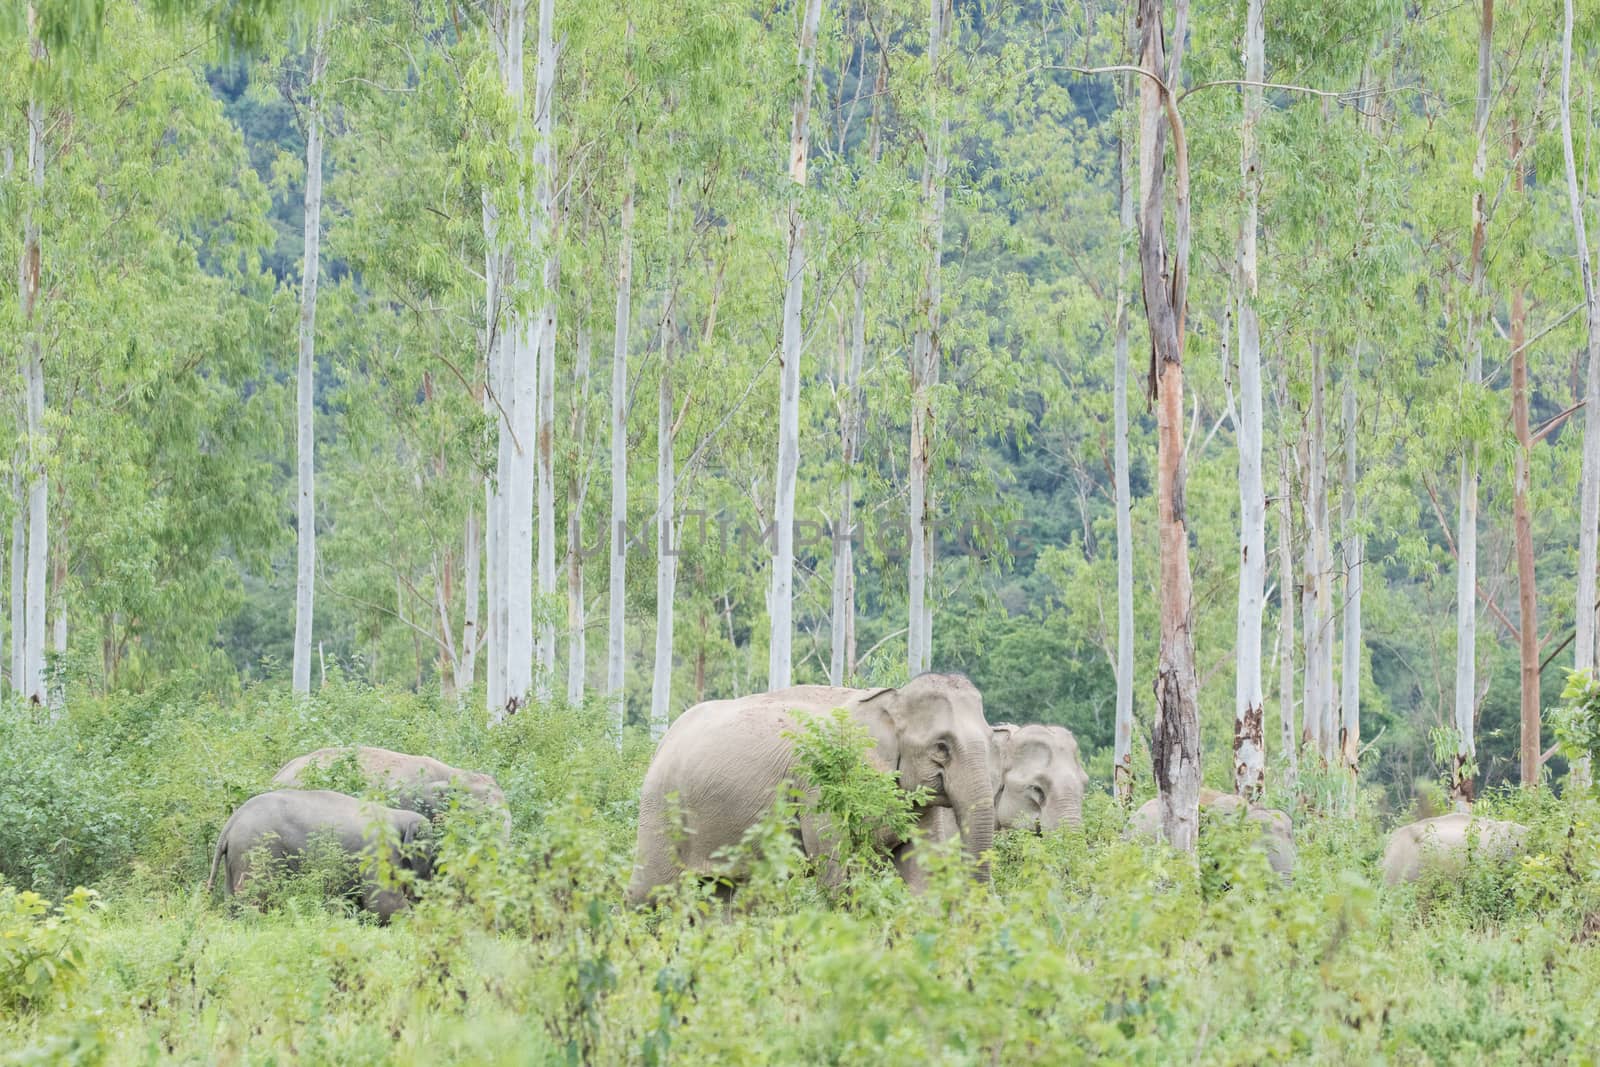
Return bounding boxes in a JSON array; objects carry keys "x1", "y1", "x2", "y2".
[
  {"x1": 908, "y1": 724, "x2": 1087, "y2": 887},
  {"x1": 924, "y1": 722, "x2": 1088, "y2": 837},
  {"x1": 626, "y1": 673, "x2": 996, "y2": 906},
  {"x1": 1380, "y1": 812, "x2": 1528, "y2": 886},
  {"x1": 272, "y1": 745, "x2": 511, "y2": 833},
  {"x1": 1130, "y1": 787, "x2": 1296, "y2": 881},
  {"x1": 206, "y1": 789, "x2": 435, "y2": 920}
]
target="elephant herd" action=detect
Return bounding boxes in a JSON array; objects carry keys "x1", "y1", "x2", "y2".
[{"x1": 203, "y1": 674, "x2": 1535, "y2": 919}]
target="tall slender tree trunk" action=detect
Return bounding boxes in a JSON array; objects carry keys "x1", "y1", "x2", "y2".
[
  {"x1": 908, "y1": 0, "x2": 950, "y2": 679},
  {"x1": 292, "y1": 22, "x2": 328, "y2": 698},
  {"x1": 460, "y1": 501, "x2": 480, "y2": 692},
  {"x1": 19, "y1": 4, "x2": 48, "y2": 708},
  {"x1": 504, "y1": 0, "x2": 541, "y2": 717},
  {"x1": 1232, "y1": 0, "x2": 1266, "y2": 799},
  {"x1": 608, "y1": 139, "x2": 635, "y2": 738},
  {"x1": 1512, "y1": 276, "x2": 1537, "y2": 785},
  {"x1": 566, "y1": 314, "x2": 592, "y2": 706},
  {"x1": 768, "y1": 0, "x2": 824, "y2": 690},
  {"x1": 487, "y1": 0, "x2": 527, "y2": 723},
  {"x1": 1276, "y1": 387, "x2": 1298, "y2": 786},
  {"x1": 1136, "y1": 0, "x2": 1200, "y2": 853},
  {"x1": 1509, "y1": 120, "x2": 1538, "y2": 786},
  {"x1": 9, "y1": 471, "x2": 23, "y2": 694},
  {"x1": 650, "y1": 168, "x2": 682, "y2": 741},
  {"x1": 830, "y1": 51, "x2": 884, "y2": 688},
  {"x1": 1453, "y1": 0, "x2": 1493, "y2": 805},
  {"x1": 1562, "y1": 0, "x2": 1600, "y2": 788},
  {"x1": 1339, "y1": 365, "x2": 1362, "y2": 782},
  {"x1": 532, "y1": 0, "x2": 559, "y2": 702},
  {"x1": 1112, "y1": 58, "x2": 1136, "y2": 807},
  {"x1": 1302, "y1": 342, "x2": 1327, "y2": 762}
]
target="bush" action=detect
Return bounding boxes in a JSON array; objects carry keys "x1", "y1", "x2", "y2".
[{"x1": 0, "y1": 882, "x2": 100, "y2": 1015}]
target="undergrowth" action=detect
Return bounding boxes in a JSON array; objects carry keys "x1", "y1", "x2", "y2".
[{"x1": 3, "y1": 682, "x2": 1600, "y2": 1064}]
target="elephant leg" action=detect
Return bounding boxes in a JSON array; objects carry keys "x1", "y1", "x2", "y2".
[{"x1": 626, "y1": 814, "x2": 685, "y2": 907}]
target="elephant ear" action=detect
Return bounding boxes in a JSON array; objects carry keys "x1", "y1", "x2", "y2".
[{"x1": 852, "y1": 687, "x2": 903, "y2": 770}]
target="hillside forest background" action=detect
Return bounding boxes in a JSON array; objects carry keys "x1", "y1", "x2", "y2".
[{"x1": 7, "y1": 0, "x2": 1600, "y2": 808}]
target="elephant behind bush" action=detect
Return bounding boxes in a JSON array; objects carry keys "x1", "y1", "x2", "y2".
[
  {"x1": 627, "y1": 674, "x2": 996, "y2": 905},
  {"x1": 206, "y1": 789, "x2": 435, "y2": 920}
]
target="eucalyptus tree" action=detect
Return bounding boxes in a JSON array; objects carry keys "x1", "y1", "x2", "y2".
[
  {"x1": 15, "y1": 3, "x2": 47, "y2": 705},
  {"x1": 1232, "y1": 0, "x2": 1266, "y2": 798},
  {"x1": 1563, "y1": 0, "x2": 1600, "y2": 786},
  {"x1": 767, "y1": 0, "x2": 825, "y2": 690},
  {"x1": 532, "y1": 0, "x2": 558, "y2": 701},
  {"x1": 1135, "y1": 0, "x2": 1200, "y2": 852},
  {"x1": 906, "y1": 0, "x2": 950, "y2": 678},
  {"x1": 1450, "y1": 0, "x2": 1493, "y2": 804},
  {"x1": 291, "y1": 18, "x2": 329, "y2": 697}
]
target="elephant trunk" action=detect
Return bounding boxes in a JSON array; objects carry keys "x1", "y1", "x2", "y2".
[
  {"x1": 951, "y1": 744, "x2": 995, "y2": 882},
  {"x1": 1050, "y1": 789, "x2": 1082, "y2": 832}
]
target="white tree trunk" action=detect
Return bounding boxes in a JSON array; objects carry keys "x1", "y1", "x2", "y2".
[
  {"x1": 292, "y1": 23, "x2": 328, "y2": 698},
  {"x1": 1454, "y1": 0, "x2": 1492, "y2": 803},
  {"x1": 565, "y1": 316, "x2": 592, "y2": 706},
  {"x1": 607, "y1": 150, "x2": 635, "y2": 738},
  {"x1": 768, "y1": 0, "x2": 824, "y2": 691},
  {"x1": 1232, "y1": 0, "x2": 1266, "y2": 799},
  {"x1": 500, "y1": 0, "x2": 538, "y2": 718},
  {"x1": 908, "y1": 0, "x2": 950, "y2": 679},
  {"x1": 650, "y1": 171, "x2": 682, "y2": 740},
  {"x1": 460, "y1": 502, "x2": 480, "y2": 692},
  {"x1": 830, "y1": 55, "x2": 884, "y2": 688},
  {"x1": 1302, "y1": 343, "x2": 1327, "y2": 761},
  {"x1": 1340, "y1": 366, "x2": 1362, "y2": 781},
  {"x1": 533, "y1": 0, "x2": 559, "y2": 700},
  {"x1": 9, "y1": 474, "x2": 23, "y2": 694},
  {"x1": 1564, "y1": 0, "x2": 1600, "y2": 788},
  {"x1": 1276, "y1": 401, "x2": 1297, "y2": 784},
  {"x1": 486, "y1": 0, "x2": 525, "y2": 722},
  {"x1": 19, "y1": 6, "x2": 47, "y2": 708},
  {"x1": 831, "y1": 265, "x2": 866, "y2": 687},
  {"x1": 1112, "y1": 61, "x2": 1136, "y2": 806}
]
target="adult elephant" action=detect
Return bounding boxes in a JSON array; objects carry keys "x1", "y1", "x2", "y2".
[
  {"x1": 1130, "y1": 787, "x2": 1296, "y2": 882},
  {"x1": 272, "y1": 746, "x2": 510, "y2": 834},
  {"x1": 1379, "y1": 812, "x2": 1528, "y2": 886},
  {"x1": 206, "y1": 789, "x2": 435, "y2": 920},
  {"x1": 626, "y1": 673, "x2": 996, "y2": 906}
]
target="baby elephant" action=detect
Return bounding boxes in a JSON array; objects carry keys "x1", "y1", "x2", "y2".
[
  {"x1": 1130, "y1": 787, "x2": 1296, "y2": 882},
  {"x1": 206, "y1": 789, "x2": 435, "y2": 920},
  {"x1": 272, "y1": 746, "x2": 511, "y2": 834},
  {"x1": 1380, "y1": 812, "x2": 1528, "y2": 886}
]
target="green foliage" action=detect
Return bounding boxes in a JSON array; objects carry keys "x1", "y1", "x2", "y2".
[
  {"x1": 1551, "y1": 669, "x2": 1600, "y2": 781},
  {"x1": 0, "y1": 883, "x2": 99, "y2": 1016},
  {"x1": 789, "y1": 707, "x2": 925, "y2": 881}
]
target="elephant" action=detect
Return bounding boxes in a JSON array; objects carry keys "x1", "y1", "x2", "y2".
[
  {"x1": 626, "y1": 673, "x2": 996, "y2": 906},
  {"x1": 1129, "y1": 787, "x2": 1296, "y2": 882},
  {"x1": 205, "y1": 789, "x2": 435, "y2": 920},
  {"x1": 1379, "y1": 812, "x2": 1529, "y2": 887},
  {"x1": 905, "y1": 724, "x2": 1088, "y2": 888},
  {"x1": 924, "y1": 722, "x2": 1088, "y2": 835},
  {"x1": 272, "y1": 746, "x2": 511, "y2": 834}
]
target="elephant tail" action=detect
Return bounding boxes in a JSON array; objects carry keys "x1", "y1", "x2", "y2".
[{"x1": 205, "y1": 822, "x2": 229, "y2": 895}]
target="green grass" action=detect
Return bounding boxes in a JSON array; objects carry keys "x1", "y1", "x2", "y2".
[{"x1": 5, "y1": 684, "x2": 1600, "y2": 1064}]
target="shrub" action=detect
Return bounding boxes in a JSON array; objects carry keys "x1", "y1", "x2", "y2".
[{"x1": 0, "y1": 882, "x2": 100, "y2": 1015}]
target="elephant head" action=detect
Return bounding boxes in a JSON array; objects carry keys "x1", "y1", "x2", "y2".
[
  {"x1": 988, "y1": 724, "x2": 1089, "y2": 833},
  {"x1": 857, "y1": 673, "x2": 995, "y2": 878}
]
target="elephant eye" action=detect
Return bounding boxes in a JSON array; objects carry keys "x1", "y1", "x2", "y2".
[
  {"x1": 1027, "y1": 786, "x2": 1046, "y2": 807},
  {"x1": 931, "y1": 739, "x2": 952, "y2": 764}
]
